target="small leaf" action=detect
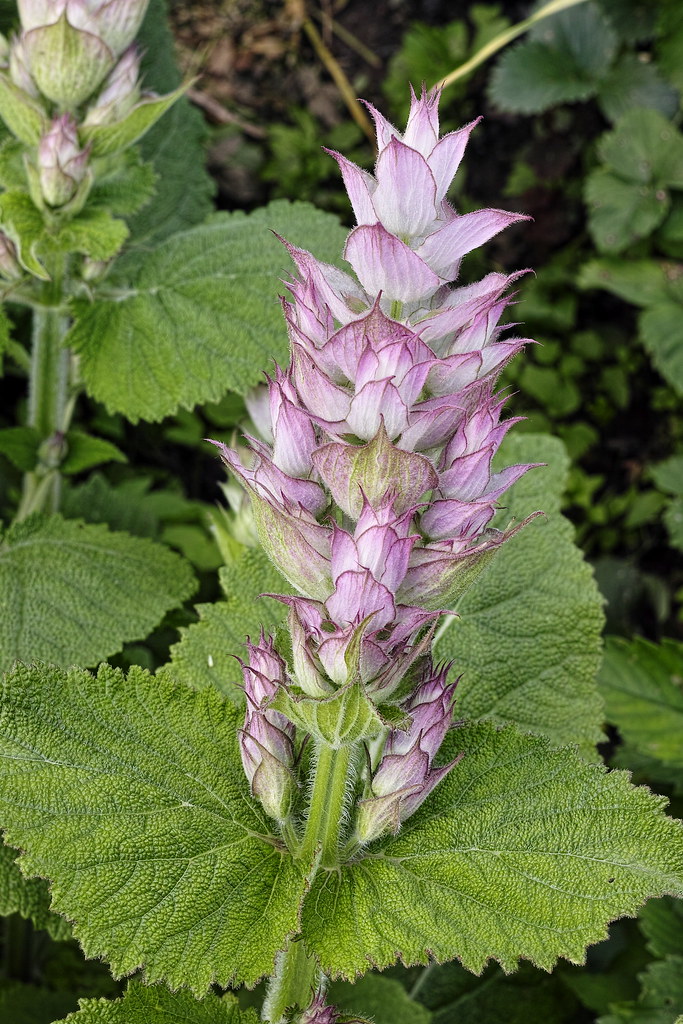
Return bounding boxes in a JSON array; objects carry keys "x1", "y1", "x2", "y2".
[
  {"x1": 435, "y1": 434, "x2": 604, "y2": 755},
  {"x1": 597, "y1": 109, "x2": 683, "y2": 187},
  {"x1": 0, "y1": 190, "x2": 49, "y2": 278},
  {"x1": 0, "y1": 425, "x2": 40, "y2": 471},
  {"x1": 578, "y1": 259, "x2": 673, "y2": 308},
  {"x1": 82, "y1": 86, "x2": 188, "y2": 157},
  {"x1": 165, "y1": 548, "x2": 291, "y2": 699},
  {"x1": 0, "y1": 840, "x2": 70, "y2": 940},
  {"x1": 598, "y1": 956, "x2": 683, "y2": 1024},
  {"x1": 48, "y1": 208, "x2": 129, "y2": 262},
  {"x1": 302, "y1": 721, "x2": 683, "y2": 979},
  {"x1": 67, "y1": 202, "x2": 350, "y2": 421},
  {"x1": 585, "y1": 169, "x2": 669, "y2": 254},
  {"x1": 87, "y1": 148, "x2": 158, "y2": 218},
  {"x1": 489, "y1": 41, "x2": 598, "y2": 114},
  {"x1": 61, "y1": 430, "x2": 127, "y2": 474},
  {"x1": 639, "y1": 301, "x2": 683, "y2": 394},
  {"x1": 528, "y1": 2, "x2": 618, "y2": 75},
  {"x1": 0, "y1": 514, "x2": 196, "y2": 672},
  {"x1": 272, "y1": 682, "x2": 385, "y2": 747},
  {"x1": 329, "y1": 974, "x2": 431, "y2": 1024},
  {"x1": 598, "y1": 637, "x2": 683, "y2": 768},
  {"x1": 640, "y1": 897, "x2": 683, "y2": 959},
  {"x1": 598, "y1": 56, "x2": 679, "y2": 124},
  {"x1": 52, "y1": 980, "x2": 259, "y2": 1023},
  {"x1": 0, "y1": 663, "x2": 308, "y2": 992},
  {"x1": 0, "y1": 72, "x2": 48, "y2": 145}
]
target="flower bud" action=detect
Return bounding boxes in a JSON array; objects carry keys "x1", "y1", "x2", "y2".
[
  {"x1": 83, "y1": 44, "x2": 140, "y2": 127},
  {"x1": 38, "y1": 114, "x2": 90, "y2": 207},
  {"x1": 0, "y1": 233, "x2": 22, "y2": 280},
  {"x1": 354, "y1": 664, "x2": 460, "y2": 843},
  {"x1": 240, "y1": 634, "x2": 296, "y2": 822}
]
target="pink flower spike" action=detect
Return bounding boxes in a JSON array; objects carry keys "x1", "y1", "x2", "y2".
[
  {"x1": 402, "y1": 84, "x2": 440, "y2": 156},
  {"x1": 416, "y1": 208, "x2": 531, "y2": 282},
  {"x1": 427, "y1": 118, "x2": 482, "y2": 202},
  {"x1": 344, "y1": 223, "x2": 440, "y2": 303},
  {"x1": 372, "y1": 137, "x2": 438, "y2": 238},
  {"x1": 325, "y1": 148, "x2": 377, "y2": 226}
]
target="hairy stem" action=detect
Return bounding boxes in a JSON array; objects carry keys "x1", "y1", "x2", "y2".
[
  {"x1": 261, "y1": 939, "x2": 320, "y2": 1023},
  {"x1": 300, "y1": 741, "x2": 353, "y2": 868}
]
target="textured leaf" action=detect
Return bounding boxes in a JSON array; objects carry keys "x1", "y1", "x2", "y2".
[
  {"x1": 598, "y1": 109, "x2": 683, "y2": 187},
  {"x1": 126, "y1": 0, "x2": 214, "y2": 245},
  {"x1": 50, "y1": 209, "x2": 130, "y2": 262},
  {"x1": 598, "y1": 637, "x2": 683, "y2": 768},
  {"x1": 165, "y1": 548, "x2": 291, "y2": 699},
  {"x1": 0, "y1": 514, "x2": 195, "y2": 672},
  {"x1": 639, "y1": 302, "x2": 683, "y2": 395},
  {"x1": 598, "y1": 56, "x2": 679, "y2": 124},
  {"x1": 303, "y1": 721, "x2": 683, "y2": 979},
  {"x1": 489, "y1": 41, "x2": 598, "y2": 114},
  {"x1": 412, "y1": 960, "x2": 578, "y2": 1024},
  {"x1": 61, "y1": 430, "x2": 127, "y2": 474},
  {"x1": 88, "y1": 148, "x2": 158, "y2": 217},
  {"x1": 598, "y1": 956, "x2": 683, "y2": 1024},
  {"x1": 585, "y1": 169, "x2": 669, "y2": 254},
  {"x1": 434, "y1": 434, "x2": 604, "y2": 755},
  {"x1": 68, "y1": 202, "x2": 350, "y2": 421},
  {"x1": 0, "y1": 983, "x2": 78, "y2": 1024},
  {"x1": 53, "y1": 981, "x2": 259, "y2": 1023},
  {"x1": 527, "y1": 2, "x2": 618, "y2": 74},
  {"x1": 0, "y1": 190, "x2": 50, "y2": 278},
  {"x1": 0, "y1": 662, "x2": 308, "y2": 992},
  {"x1": 329, "y1": 974, "x2": 431, "y2": 1024},
  {"x1": 0, "y1": 840, "x2": 70, "y2": 940},
  {"x1": 640, "y1": 897, "x2": 683, "y2": 959}
]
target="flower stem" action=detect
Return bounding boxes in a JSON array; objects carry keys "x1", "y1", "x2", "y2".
[
  {"x1": 17, "y1": 303, "x2": 73, "y2": 520},
  {"x1": 261, "y1": 939, "x2": 319, "y2": 1023},
  {"x1": 300, "y1": 740, "x2": 353, "y2": 868}
]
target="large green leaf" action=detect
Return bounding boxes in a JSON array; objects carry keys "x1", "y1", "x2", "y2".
[
  {"x1": 165, "y1": 548, "x2": 291, "y2": 699},
  {"x1": 0, "y1": 840, "x2": 70, "y2": 939},
  {"x1": 67, "y1": 202, "x2": 350, "y2": 421},
  {"x1": 0, "y1": 514, "x2": 195, "y2": 672},
  {"x1": 0, "y1": 663, "x2": 308, "y2": 992},
  {"x1": 598, "y1": 637, "x2": 683, "y2": 768},
  {"x1": 126, "y1": 0, "x2": 214, "y2": 245},
  {"x1": 53, "y1": 981, "x2": 259, "y2": 1023},
  {"x1": 434, "y1": 434, "x2": 604, "y2": 755},
  {"x1": 302, "y1": 721, "x2": 683, "y2": 979}
]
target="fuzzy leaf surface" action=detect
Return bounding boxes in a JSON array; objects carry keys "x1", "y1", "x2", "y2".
[
  {"x1": 302, "y1": 721, "x2": 683, "y2": 978},
  {"x1": 435, "y1": 434, "x2": 604, "y2": 754},
  {"x1": 0, "y1": 841, "x2": 70, "y2": 940},
  {"x1": 0, "y1": 663, "x2": 308, "y2": 992},
  {"x1": 0, "y1": 514, "x2": 195, "y2": 672},
  {"x1": 165, "y1": 548, "x2": 291, "y2": 698},
  {"x1": 53, "y1": 981, "x2": 260, "y2": 1023},
  {"x1": 599, "y1": 637, "x2": 683, "y2": 767},
  {"x1": 68, "y1": 202, "x2": 349, "y2": 421}
]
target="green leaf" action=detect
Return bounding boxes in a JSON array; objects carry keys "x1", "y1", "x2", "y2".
[
  {"x1": 0, "y1": 425, "x2": 40, "y2": 471},
  {"x1": 82, "y1": 87, "x2": 187, "y2": 157},
  {"x1": 640, "y1": 897, "x2": 683, "y2": 959},
  {"x1": 598, "y1": 637, "x2": 683, "y2": 768},
  {"x1": 598, "y1": 956, "x2": 683, "y2": 1024},
  {"x1": 0, "y1": 514, "x2": 196, "y2": 672},
  {"x1": 0, "y1": 72, "x2": 48, "y2": 145},
  {"x1": 0, "y1": 190, "x2": 50, "y2": 278},
  {"x1": 585, "y1": 169, "x2": 670, "y2": 254},
  {"x1": 597, "y1": 56, "x2": 679, "y2": 124},
  {"x1": 126, "y1": 0, "x2": 214, "y2": 245},
  {"x1": 87, "y1": 149, "x2": 158, "y2": 218},
  {"x1": 489, "y1": 41, "x2": 598, "y2": 114},
  {"x1": 0, "y1": 840, "x2": 70, "y2": 940},
  {"x1": 597, "y1": 109, "x2": 683, "y2": 188},
  {"x1": 61, "y1": 430, "x2": 127, "y2": 474},
  {"x1": 0, "y1": 662, "x2": 308, "y2": 992},
  {"x1": 303, "y1": 721, "x2": 683, "y2": 979},
  {"x1": 61, "y1": 473, "x2": 197, "y2": 538},
  {"x1": 165, "y1": 548, "x2": 291, "y2": 699},
  {"x1": 53, "y1": 980, "x2": 259, "y2": 1023},
  {"x1": 434, "y1": 434, "x2": 604, "y2": 755},
  {"x1": 0, "y1": 983, "x2": 78, "y2": 1024},
  {"x1": 67, "y1": 202, "x2": 350, "y2": 421},
  {"x1": 578, "y1": 259, "x2": 672, "y2": 308},
  {"x1": 49, "y1": 209, "x2": 129, "y2": 262},
  {"x1": 329, "y1": 974, "x2": 431, "y2": 1024},
  {"x1": 657, "y1": 3, "x2": 683, "y2": 92},
  {"x1": 412, "y1": 961, "x2": 578, "y2": 1024},
  {"x1": 639, "y1": 301, "x2": 683, "y2": 395},
  {"x1": 527, "y1": 1, "x2": 618, "y2": 74}
]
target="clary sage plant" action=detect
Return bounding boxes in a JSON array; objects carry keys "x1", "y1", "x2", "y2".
[{"x1": 0, "y1": 4, "x2": 681, "y2": 1024}]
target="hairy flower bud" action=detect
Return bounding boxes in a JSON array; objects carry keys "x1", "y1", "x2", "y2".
[
  {"x1": 0, "y1": 232, "x2": 22, "y2": 280},
  {"x1": 239, "y1": 634, "x2": 296, "y2": 822},
  {"x1": 354, "y1": 664, "x2": 460, "y2": 843},
  {"x1": 38, "y1": 114, "x2": 90, "y2": 207},
  {"x1": 83, "y1": 44, "x2": 141, "y2": 126}
]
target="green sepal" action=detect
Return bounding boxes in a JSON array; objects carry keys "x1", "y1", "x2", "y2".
[
  {"x1": 81, "y1": 84, "x2": 189, "y2": 156},
  {"x1": 313, "y1": 422, "x2": 438, "y2": 519},
  {"x1": 272, "y1": 680, "x2": 386, "y2": 747},
  {"x1": 0, "y1": 189, "x2": 50, "y2": 278},
  {"x1": 0, "y1": 72, "x2": 47, "y2": 144},
  {"x1": 249, "y1": 488, "x2": 332, "y2": 602},
  {"x1": 24, "y1": 14, "x2": 114, "y2": 108}
]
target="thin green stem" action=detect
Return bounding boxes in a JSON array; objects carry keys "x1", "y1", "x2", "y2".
[
  {"x1": 299, "y1": 741, "x2": 352, "y2": 868},
  {"x1": 261, "y1": 939, "x2": 319, "y2": 1023}
]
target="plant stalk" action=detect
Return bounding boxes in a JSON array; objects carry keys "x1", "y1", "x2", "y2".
[
  {"x1": 261, "y1": 939, "x2": 319, "y2": 1023},
  {"x1": 299, "y1": 740, "x2": 352, "y2": 868}
]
